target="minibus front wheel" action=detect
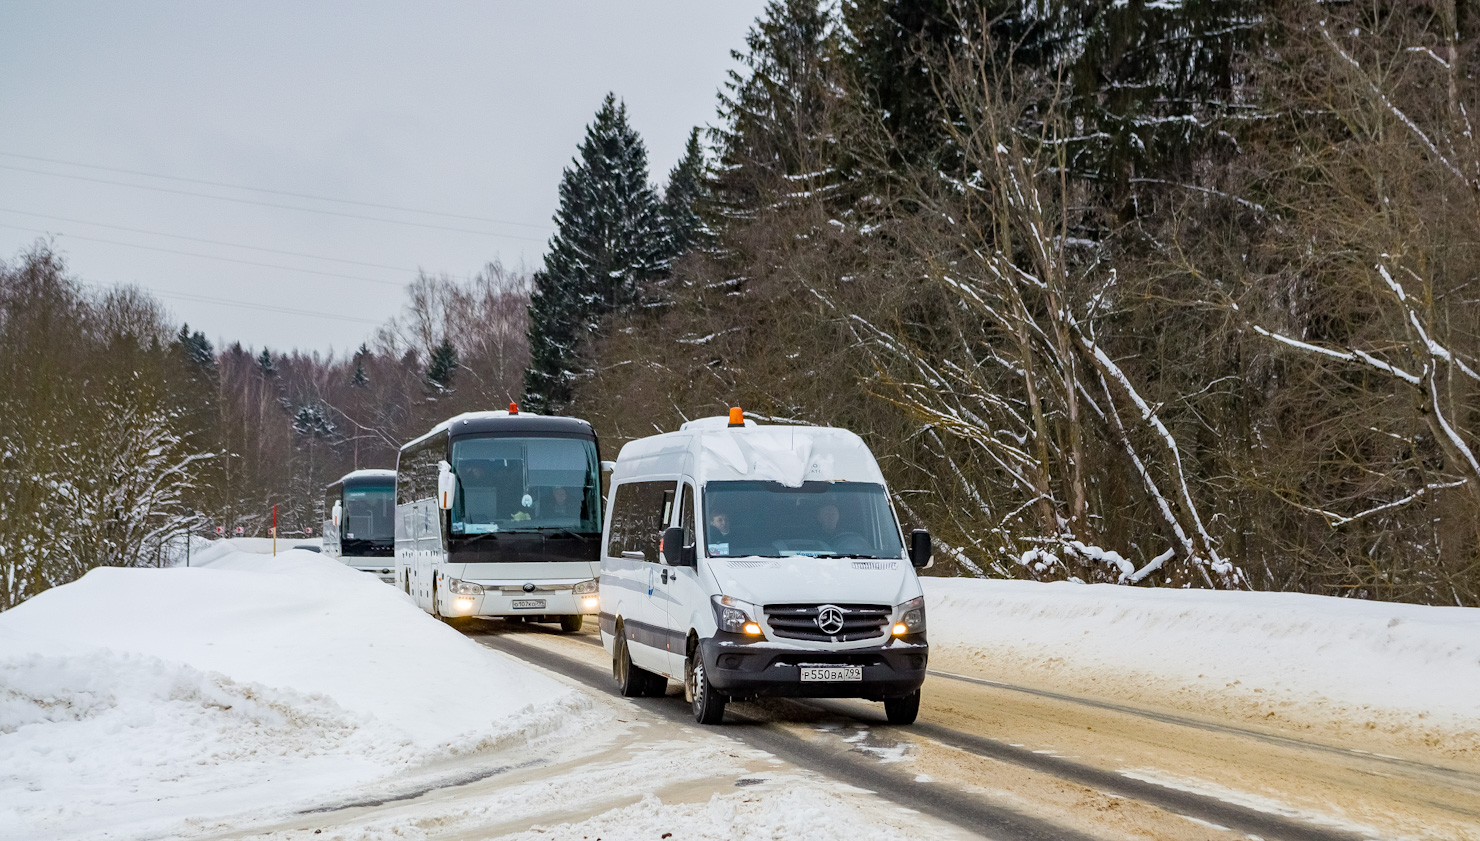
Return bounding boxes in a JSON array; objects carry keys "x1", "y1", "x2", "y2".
[
  {"x1": 884, "y1": 689, "x2": 921, "y2": 725},
  {"x1": 690, "y1": 659, "x2": 727, "y2": 725}
]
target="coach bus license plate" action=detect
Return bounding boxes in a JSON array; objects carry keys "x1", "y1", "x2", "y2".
[
  {"x1": 512, "y1": 599, "x2": 546, "y2": 610},
  {"x1": 800, "y1": 666, "x2": 862, "y2": 682}
]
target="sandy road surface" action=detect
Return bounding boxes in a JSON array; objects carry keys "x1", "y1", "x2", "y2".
[{"x1": 471, "y1": 619, "x2": 1480, "y2": 841}]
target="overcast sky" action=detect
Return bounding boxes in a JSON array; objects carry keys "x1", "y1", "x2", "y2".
[{"x1": 0, "y1": 1, "x2": 767, "y2": 353}]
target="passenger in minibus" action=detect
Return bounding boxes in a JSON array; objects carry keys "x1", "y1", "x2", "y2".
[
  {"x1": 816, "y1": 503, "x2": 841, "y2": 537},
  {"x1": 707, "y1": 509, "x2": 732, "y2": 555}
]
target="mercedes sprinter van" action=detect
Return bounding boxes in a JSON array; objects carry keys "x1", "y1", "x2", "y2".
[{"x1": 598, "y1": 409, "x2": 932, "y2": 725}]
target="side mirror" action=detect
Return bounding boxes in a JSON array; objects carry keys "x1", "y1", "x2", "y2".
[
  {"x1": 601, "y1": 460, "x2": 616, "y2": 474},
  {"x1": 661, "y1": 526, "x2": 696, "y2": 567},
  {"x1": 331, "y1": 500, "x2": 342, "y2": 527},
  {"x1": 437, "y1": 461, "x2": 456, "y2": 511},
  {"x1": 909, "y1": 529, "x2": 932, "y2": 569}
]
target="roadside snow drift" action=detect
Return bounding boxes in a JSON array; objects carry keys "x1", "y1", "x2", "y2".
[
  {"x1": 924, "y1": 578, "x2": 1480, "y2": 740},
  {"x1": 0, "y1": 544, "x2": 584, "y2": 841}
]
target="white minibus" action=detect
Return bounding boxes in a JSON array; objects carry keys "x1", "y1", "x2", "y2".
[
  {"x1": 322, "y1": 469, "x2": 397, "y2": 582},
  {"x1": 396, "y1": 406, "x2": 605, "y2": 631},
  {"x1": 598, "y1": 409, "x2": 931, "y2": 725}
]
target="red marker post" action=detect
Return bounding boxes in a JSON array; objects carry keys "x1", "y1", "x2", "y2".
[{"x1": 272, "y1": 505, "x2": 278, "y2": 557}]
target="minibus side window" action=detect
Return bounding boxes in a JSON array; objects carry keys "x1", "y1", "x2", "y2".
[{"x1": 608, "y1": 480, "x2": 675, "y2": 563}]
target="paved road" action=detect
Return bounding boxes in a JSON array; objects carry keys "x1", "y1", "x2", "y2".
[{"x1": 467, "y1": 618, "x2": 1480, "y2": 841}]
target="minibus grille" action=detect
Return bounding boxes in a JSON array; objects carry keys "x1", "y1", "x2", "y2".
[{"x1": 763, "y1": 604, "x2": 890, "y2": 642}]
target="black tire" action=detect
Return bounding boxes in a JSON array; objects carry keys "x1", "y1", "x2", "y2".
[
  {"x1": 613, "y1": 632, "x2": 663, "y2": 697},
  {"x1": 690, "y1": 658, "x2": 727, "y2": 724},
  {"x1": 884, "y1": 690, "x2": 921, "y2": 725},
  {"x1": 559, "y1": 614, "x2": 583, "y2": 633}
]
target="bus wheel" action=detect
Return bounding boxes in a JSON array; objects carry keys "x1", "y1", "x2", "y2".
[
  {"x1": 613, "y1": 632, "x2": 662, "y2": 697},
  {"x1": 559, "y1": 614, "x2": 583, "y2": 633}
]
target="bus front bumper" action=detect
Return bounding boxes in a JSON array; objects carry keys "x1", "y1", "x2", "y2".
[{"x1": 444, "y1": 587, "x2": 599, "y2": 618}]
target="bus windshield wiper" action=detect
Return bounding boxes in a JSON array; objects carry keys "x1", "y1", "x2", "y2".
[{"x1": 502, "y1": 526, "x2": 593, "y2": 539}]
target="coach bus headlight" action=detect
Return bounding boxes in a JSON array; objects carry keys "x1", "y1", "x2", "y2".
[
  {"x1": 447, "y1": 578, "x2": 483, "y2": 596},
  {"x1": 573, "y1": 579, "x2": 598, "y2": 595}
]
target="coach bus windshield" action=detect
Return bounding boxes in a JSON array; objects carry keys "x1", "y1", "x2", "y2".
[
  {"x1": 343, "y1": 484, "x2": 395, "y2": 542},
  {"x1": 450, "y1": 436, "x2": 600, "y2": 536}
]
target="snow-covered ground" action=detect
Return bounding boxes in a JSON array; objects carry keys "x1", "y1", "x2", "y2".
[
  {"x1": 0, "y1": 543, "x2": 587, "y2": 840},
  {"x1": 925, "y1": 578, "x2": 1480, "y2": 755},
  {"x1": 0, "y1": 543, "x2": 961, "y2": 841}
]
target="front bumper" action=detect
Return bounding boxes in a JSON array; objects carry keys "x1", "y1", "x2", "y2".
[
  {"x1": 697, "y1": 635, "x2": 927, "y2": 701},
  {"x1": 442, "y1": 587, "x2": 598, "y2": 618}
]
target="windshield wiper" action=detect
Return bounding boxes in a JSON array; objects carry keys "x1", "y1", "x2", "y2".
[
  {"x1": 810, "y1": 553, "x2": 887, "y2": 559},
  {"x1": 501, "y1": 526, "x2": 593, "y2": 539}
]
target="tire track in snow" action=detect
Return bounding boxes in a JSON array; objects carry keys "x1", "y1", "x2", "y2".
[
  {"x1": 469, "y1": 624, "x2": 1386, "y2": 841},
  {"x1": 470, "y1": 629, "x2": 1105, "y2": 841}
]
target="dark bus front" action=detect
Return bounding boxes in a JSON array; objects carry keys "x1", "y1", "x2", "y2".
[{"x1": 324, "y1": 471, "x2": 396, "y2": 582}]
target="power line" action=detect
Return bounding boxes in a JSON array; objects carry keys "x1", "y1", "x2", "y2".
[
  {"x1": 147, "y1": 289, "x2": 385, "y2": 326},
  {"x1": 0, "y1": 208, "x2": 421, "y2": 273},
  {"x1": 0, "y1": 150, "x2": 551, "y2": 230},
  {"x1": 0, "y1": 223, "x2": 406, "y2": 287},
  {"x1": 0, "y1": 164, "x2": 550, "y2": 242}
]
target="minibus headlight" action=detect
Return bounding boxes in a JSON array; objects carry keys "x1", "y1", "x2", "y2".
[
  {"x1": 896, "y1": 596, "x2": 926, "y2": 634},
  {"x1": 573, "y1": 579, "x2": 598, "y2": 595},
  {"x1": 447, "y1": 578, "x2": 483, "y2": 596},
  {"x1": 711, "y1": 595, "x2": 760, "y2": 634}
]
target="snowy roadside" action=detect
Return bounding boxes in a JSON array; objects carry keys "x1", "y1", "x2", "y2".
[
  {"x1": 923, "y1": 578, "x2": 1480, "y2": 758},
  {"x1": 0, "y1": 544, "x2": 592, "y2": 841},
  {"x1": 1, "y1": 543, "x2": 964, "y2": 841}
]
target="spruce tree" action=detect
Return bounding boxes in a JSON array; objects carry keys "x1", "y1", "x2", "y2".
[
  {"x1": 174, "y1": 324, "x2": 217, "y2": 374},
  {"x1": 662, "y1": 127, "x2": 710, "y2": 258},
  {"x1": 711, "y1": 0, "x2": 840, "y2": 215},
  {"x1": 426, "y1": 339, "x2": 458, "y2": 390},
  {"x1": 256, "y1": 349, "x2": 277, "y2": 378},
  {"x1": 524, "y1": 93, "x2": 667, "y2": 413},
  {"x1": 351, "y1": 343, "x2": 370, "y2": 388}
]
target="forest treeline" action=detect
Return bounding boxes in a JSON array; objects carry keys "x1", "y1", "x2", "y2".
[{"x1": 3, "y1": 0, "x2": 1477, "y2": 609}]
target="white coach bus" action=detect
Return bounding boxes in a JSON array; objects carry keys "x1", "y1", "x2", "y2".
[
  {"x1": 322, "y1": 469, "x2": 397, "y2": 582},
  {"x1": 395, "y1": 406, "x2": 606, "y2": 632}
]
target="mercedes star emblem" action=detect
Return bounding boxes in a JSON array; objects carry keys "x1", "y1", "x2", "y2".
[{"x1": 815, "y1": 605, "x2": 845, "y2": 635}]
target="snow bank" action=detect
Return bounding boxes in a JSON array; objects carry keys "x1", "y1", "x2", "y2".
[
  {"x1": 0, "y1": 546, "x2": 584, "y2": 840},
  {"x1": 924, "y1": 578, "x2": 1480, "y2": 738}
]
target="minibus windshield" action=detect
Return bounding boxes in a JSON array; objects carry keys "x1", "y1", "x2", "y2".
[
  {"x1": 702, "y1": 481, "x2": 905, "y2": 559},
  {"x1": 343, "y1": 485, "x2": 394, "y2": 541},
  {"x1": 450, "y1": 436, "x2": 600, "y2": 536}
]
